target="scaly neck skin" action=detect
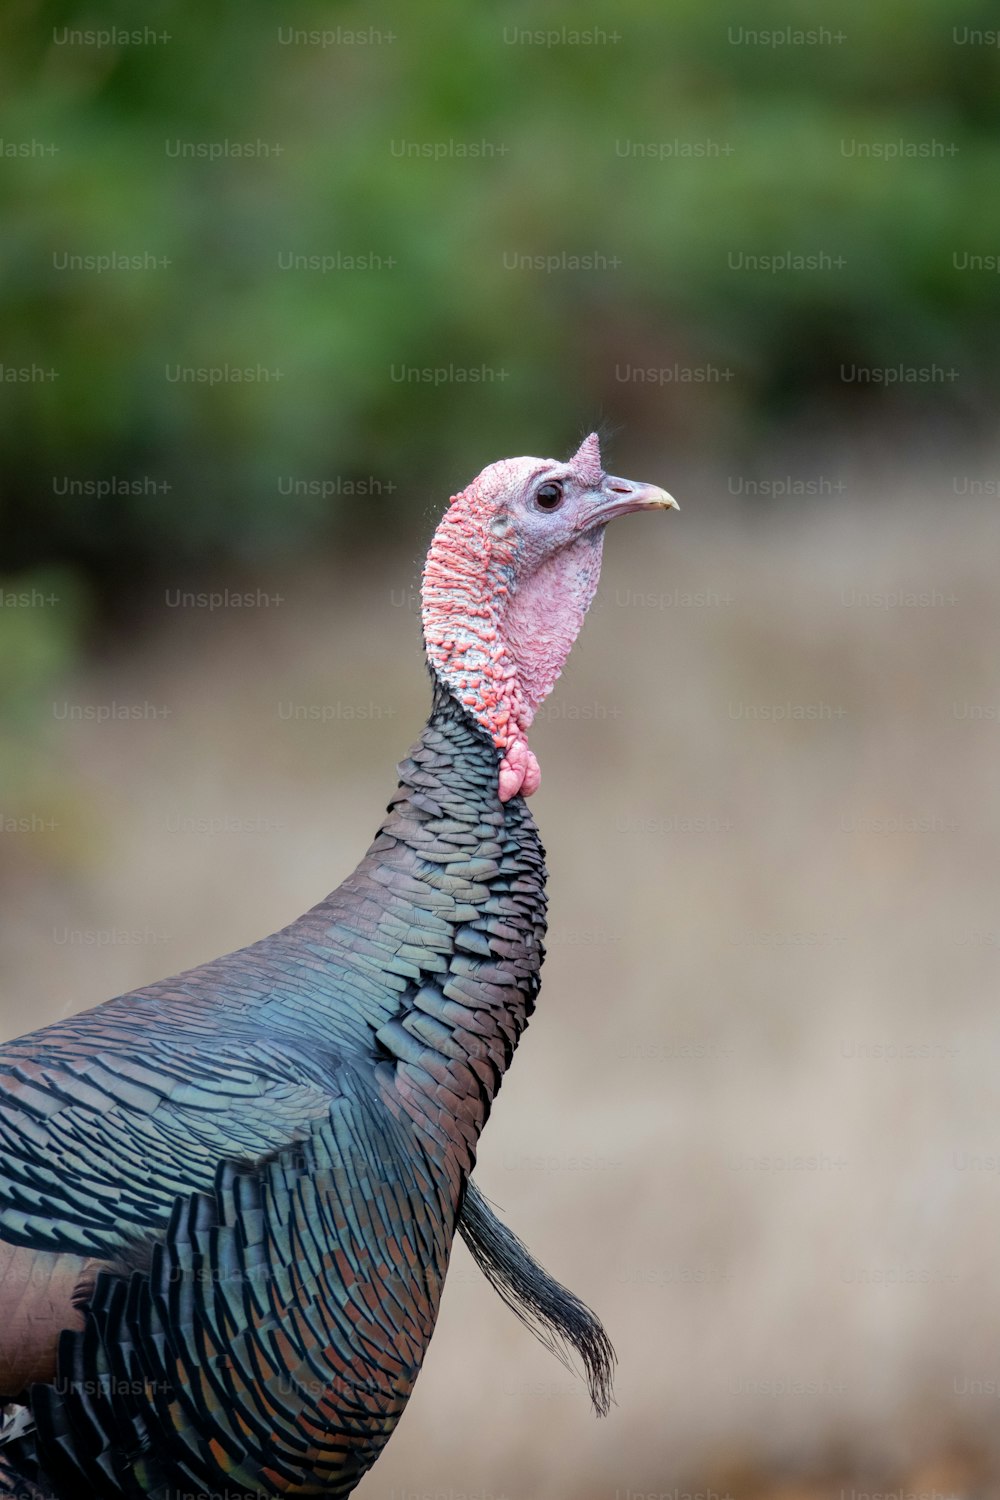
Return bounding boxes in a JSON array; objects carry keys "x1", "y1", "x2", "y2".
[
  {"x1": 304, "y1": 677, "x2": 547, "y2": 1205},
  {"x1": 421, "y1": 484, "x2": 606, "y2": 800}
]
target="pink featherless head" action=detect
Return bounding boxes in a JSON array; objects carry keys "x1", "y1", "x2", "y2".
[
  {"x1": 570, "y1": 433, "x2": 603, "y2": 488},
  {"x1": 424, "y1": 431, "x2": 675, "y2": 803}
]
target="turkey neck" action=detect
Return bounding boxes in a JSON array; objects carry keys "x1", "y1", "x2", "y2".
[{"x1": 296, "y1": 673, "x2": 547, "y2": 1188}]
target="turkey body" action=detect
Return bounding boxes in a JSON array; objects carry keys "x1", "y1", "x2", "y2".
[{"x1": 0, "y1": 683, "x2": 547, "y2": 1499}]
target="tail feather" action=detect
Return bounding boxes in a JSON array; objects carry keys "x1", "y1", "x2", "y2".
[{"x1": 457, "y1": 1180, "x2": 616, "y2": 1416}]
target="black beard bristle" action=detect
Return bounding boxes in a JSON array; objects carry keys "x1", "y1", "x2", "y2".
[{"x1": 458, "y1": 1179, "x2": 617, "y2": 1417}]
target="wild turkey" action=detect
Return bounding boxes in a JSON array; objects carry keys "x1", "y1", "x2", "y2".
[{"x1": 0, "y1": 434, "x2": 676, "y2": 1500}]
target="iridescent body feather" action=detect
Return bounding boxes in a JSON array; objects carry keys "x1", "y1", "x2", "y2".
[{"x1": 0, "y1": 437, "x2": 674, "y2": 1500}]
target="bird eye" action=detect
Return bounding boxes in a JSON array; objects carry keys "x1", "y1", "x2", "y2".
[{"x1": 535, "y1": 481, "x2": 564, "y2": 511}]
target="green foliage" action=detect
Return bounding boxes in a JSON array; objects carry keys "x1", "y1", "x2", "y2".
[
  {"x1": 0, "y1": 0, "x2": 996, "y2": 586},
  {"x1": 0, "y1": 566, "x2": 88, "y2": 824}
]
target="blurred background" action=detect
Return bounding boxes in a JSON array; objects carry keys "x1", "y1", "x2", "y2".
[{"x1": 2, "y1": 0, "x2": 1000, "y2": 1495}]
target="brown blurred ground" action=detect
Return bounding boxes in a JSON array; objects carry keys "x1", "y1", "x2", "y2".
[{"x1": 2, "y1": 473, "x2": 999, "y2": 1498}]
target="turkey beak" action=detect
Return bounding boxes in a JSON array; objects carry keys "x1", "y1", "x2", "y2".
[{"x1": 576, "y1": 476, "x2": 679, "y2": 530}]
